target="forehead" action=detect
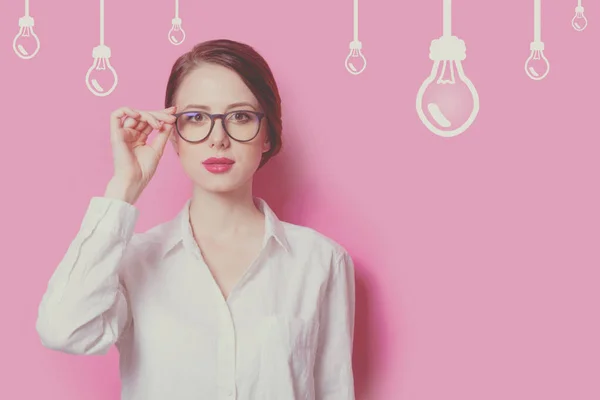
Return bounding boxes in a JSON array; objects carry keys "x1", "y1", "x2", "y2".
[{"x1": 175, "y1": 63, "x2": 259, "y2": 110}]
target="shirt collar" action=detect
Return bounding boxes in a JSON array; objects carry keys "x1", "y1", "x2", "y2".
[{"x1": 161, "y1": 196, "x2": 291, "y2": 258}]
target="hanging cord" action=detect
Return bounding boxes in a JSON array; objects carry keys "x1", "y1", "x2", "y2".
[
  {"x1": 533, "y1": 0, "x2": 541, "y2": 42},
  {"x1": 353, "y1": 0, "x2": 359, "y2": 41},
  {"x1": 443, "y1": 0, "x2": 451, "y2": 37}
]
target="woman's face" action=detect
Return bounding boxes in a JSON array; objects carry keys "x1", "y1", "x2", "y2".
[{"x1": 171, "y1": 62, "x2": 270, "y2": 194}]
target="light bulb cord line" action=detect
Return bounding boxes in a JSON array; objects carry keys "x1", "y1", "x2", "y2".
[
  {"x1": 175, "y1": 0, "x2": 179, "y2": 18},
  {"x1": 533, "y1": 0, "x2": 541, "y2": 42},
  {"x1": 578, "y1": 0, "x2": 582, "y2": 8},
  {"x1": 25, "y1": 0, "x2": 30, "y2": 16},
  {"x1": 443, "y1": 0, "x2": 452, "y2": 37},
  {"x1": 353, "y1": 0, "x2": 359, "y2": 42},
  {"x1": 100, "y1": 0, "x2": 105, "y2": 45}
]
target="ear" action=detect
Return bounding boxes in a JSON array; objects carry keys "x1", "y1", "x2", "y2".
[{"x1": 262, "y1": 138, "x2": 271, "y2": 154}]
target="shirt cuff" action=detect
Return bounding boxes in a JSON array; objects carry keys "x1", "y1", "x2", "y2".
[{"x1": 79, "y1": 197, "x2": 140, "y2": 240}]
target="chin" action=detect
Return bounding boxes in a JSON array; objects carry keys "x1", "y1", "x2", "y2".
[
  {"x1": 194, "y1": 172, "x2": 253, "y2": 194},
  {"x1": 186, "y1": 161, "x2": 259, "y2": 194},
  {"x1": 201, "y1": 183, "x2": 241, "y2": 193}
]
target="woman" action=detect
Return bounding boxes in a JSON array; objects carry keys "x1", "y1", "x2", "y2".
[{"x1": 36, "y1": 39, "x2": 356, "y2": 400}]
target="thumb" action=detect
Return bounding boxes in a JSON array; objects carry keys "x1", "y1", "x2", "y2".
[{"x1": 150, "y1": 123, "x2": 173, "y2": 156}]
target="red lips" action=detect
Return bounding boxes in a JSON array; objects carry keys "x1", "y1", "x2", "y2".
[{"x1": 202, "y1": 157, "x2": 234, "y2": 165}]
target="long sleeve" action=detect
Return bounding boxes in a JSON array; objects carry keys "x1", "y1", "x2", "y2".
[
  {"x1": 314, "y1": 250, "x2": 357, "y2": 400},
  {"x1": 35, "y1": 197, "x2": 139, "y2": 356}
]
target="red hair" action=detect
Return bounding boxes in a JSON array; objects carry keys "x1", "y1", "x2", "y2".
[{"x1": 164, "y1": 39, "x2": 283, "y2": 169}]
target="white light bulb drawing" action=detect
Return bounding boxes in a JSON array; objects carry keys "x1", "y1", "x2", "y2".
[
  {"x1": 13, "y1": 0, "x2": 41, "y2": 59},
  {"x1": 416, "y1": 0, "x2": 479, "y2": 138},
  {"x1": 86, "y1": 0, "x2": 118, "y2": 97},
  {"x1": 169, "y1": 0, "x2": 186, "y2": 45},
  {"x1": 345, "y1": 0, "x2": 366, "y2": 75},
  {"x1": 572, "y1": 0, "x2": 588, "y2": 31},
  {"x1": 525, "y1": 0, "x2": 549, "y2": 81}
]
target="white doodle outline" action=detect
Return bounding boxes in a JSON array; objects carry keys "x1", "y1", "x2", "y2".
[
  {"x1": 415, "y1": 0, "x2": 480, "y2": 138},
  {"x1": 13, "y1": 0, "x2": 41, "y2": 60},
  {"x1": 525, "y1": 0, "x2": 550, "y2": 81},
  {"x1": 85, "y1": 0, "x2": 118, "y2": 97},
  {"x1": 169, "y1": 0, "x2": 186, "y2": 45},
  {"x1": 345, "y1": 0, "x2": 366, "y2": 75},
  {"x1": 572, "y1": 0, "x2": 588, "y2": 32}
]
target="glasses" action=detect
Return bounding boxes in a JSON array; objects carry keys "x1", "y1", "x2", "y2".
[{"x1": 174, "y1": 110, "x2": 265, "y2": 143}]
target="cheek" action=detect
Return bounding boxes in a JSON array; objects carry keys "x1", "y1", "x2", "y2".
[
  {"x1": 236, "y1": 128, "x2": 269, "y2": 163},
  {"x1": 247, "y1": 137, "x2": 269, "y2": 165},
  {"x1": 233, "y1": 144, "x2": 264, "y2": 170},
  {"x1": 178, "y1": 143, "x2": 204, "y2": 169}
]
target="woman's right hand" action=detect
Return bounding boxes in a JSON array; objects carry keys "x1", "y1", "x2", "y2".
[{"x1": 104, "y1": 106, "x2": 177, "y2": 204}]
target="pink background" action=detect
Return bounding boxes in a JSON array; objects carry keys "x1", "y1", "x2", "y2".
[{"x1": 1, "y1": 0, "x2": 599, "y2": 399}]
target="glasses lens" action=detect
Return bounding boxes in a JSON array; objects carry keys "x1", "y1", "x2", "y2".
[
  {"x1": 177, "y1": 112, "x2": 212, "y2": 142},
  {"x1": 176, "y1": 111, "x2": 261, "y2": 142},
  {"x1": 225, "y1": 111, "x2": 261, "y2": 141}
]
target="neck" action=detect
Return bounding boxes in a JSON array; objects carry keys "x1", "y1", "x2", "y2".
[{"x1": 188, "y1": 181, "x2": 264, "y2": 241}]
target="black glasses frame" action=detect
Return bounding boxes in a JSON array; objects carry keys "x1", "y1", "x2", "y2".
[{"x1": 173, "y1": 110, "x2": 266, "y2": 143}]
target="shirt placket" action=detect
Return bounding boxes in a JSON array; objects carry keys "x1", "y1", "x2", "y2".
[{"x1": 217, "y1": 303, "x2": 237, "y2": 400}]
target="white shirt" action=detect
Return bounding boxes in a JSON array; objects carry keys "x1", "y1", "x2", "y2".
[{"x1": 36, "y1": 196, "x2": 356, "y2": 400}]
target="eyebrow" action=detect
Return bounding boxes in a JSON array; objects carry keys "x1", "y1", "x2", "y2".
[{"x1": 182, "y1": 102, "x2": 257, "y2": 112}]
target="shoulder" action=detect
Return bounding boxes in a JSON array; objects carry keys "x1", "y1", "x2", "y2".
[
  {"x1": 125, "y1": 216, "x2": 181, "y2": 262},
  {"x1": 280, "y1": 221, "x2": 353, "y2": 272}
]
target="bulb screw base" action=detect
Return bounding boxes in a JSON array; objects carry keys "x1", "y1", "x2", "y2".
[
  {"x1": 172, "y1": 17, "x2": 182, "y2": 25},
  {"x1": 429, "y1": 35, "x2": 466, "y2": 61},
  {"x1": 92, "y1": 44, "x2": 112, "y2": 59},
  {"x1": 349, "y1": 40, "x2": 362, "y2": 50},
  {"x1": 575, "y1": 6, "x2": 584, "y2": 13},
  {"x1": 18, "y1": 16, "x2": 35, "y2": 27},
  {"x1": 530, "y1": 41, "x2": 545, "y2": 51}
]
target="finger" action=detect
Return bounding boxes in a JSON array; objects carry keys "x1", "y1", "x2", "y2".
[
  {"x1": 122, "y1": 128, "x2": 143, "y2": 144},
  {"x1": 123, "y1": 116, "x2": 141, "y2": 130},
  {"x1": 149, "y1": 123, "x2": 173, "y2": 156},
  {"x1": 111, "y1": 106, "x2": 140, "y2": 121},
  {"x1": 138, "y1": 111, "x2": 161, "y2": 130},
  {"x1": 133, "y1": 123, "x2": 152, "y2": 147},
  {"x1": 110, "y1": 107, "x2": 140, "y2": 135},
  {"x1": 148, "y1": 110, "x2": 177, "y2": 124},
  {"x1": 140, "y1": 122, "x2": 153, "y2": 136},
  {"x1": 134, "y1": 120, "x2": 149, "y2": 134},
  {"x1": 163, "y1": 106, "x2": 177, "y2": 114},
  {"x1": 112, "y1": 120, "x2": 141, "y2": 150}
]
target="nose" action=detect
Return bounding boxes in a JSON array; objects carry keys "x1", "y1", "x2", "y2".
[{"x1": 208, "y1": 117, "x2": 230, "y2": 149}]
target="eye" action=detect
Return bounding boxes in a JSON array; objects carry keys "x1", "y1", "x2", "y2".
[
  {"x1": 228, "y1": 112, "x2": 252, "y2": 123},
  {"x1": 183, "y1": 112, "x2": 207, "y2": 123}
]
